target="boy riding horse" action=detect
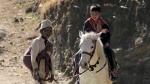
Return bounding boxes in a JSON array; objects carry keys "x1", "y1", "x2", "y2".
[{"x1": 74, "y1": 4, "x2": 118, "y2": 82}]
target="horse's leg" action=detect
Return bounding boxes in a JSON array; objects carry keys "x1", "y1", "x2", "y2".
[
  {"x1": 34, "y1": 80, "x2": 40, "y2": 84},
  {"x1": 23, "y1": 55, "x2": 33, "y2": 73},
  {"x1": 79, "y1": 76, "x2": 87, "y2": 84},
  {"x1": 80, "y1": 79, "x2": 86, "y2": 84}
]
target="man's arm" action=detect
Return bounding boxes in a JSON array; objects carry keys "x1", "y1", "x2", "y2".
[
  {"x1": 46, "y1": 42, "x2": 55, "y2": 76},
  {"x1": 31, "y1": 39, "x2": 39, "y2": 70}
]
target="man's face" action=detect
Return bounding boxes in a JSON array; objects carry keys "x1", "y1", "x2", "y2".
[
  {"x1": 41, "y1": 27, "x2": 52, "y2": 39},
  {"x1": 90, "y1": 11, "x2": 101, "y2": 22}
]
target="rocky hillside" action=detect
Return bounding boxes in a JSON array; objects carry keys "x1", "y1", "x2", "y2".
[
  {"x1": 42, "y1": 0, "x2": 150, "y2": 84},
  {"x1": 0, "y1": 0, "x2": 149, "y2": 84}
]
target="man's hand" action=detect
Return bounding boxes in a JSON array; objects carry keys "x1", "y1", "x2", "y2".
[{"x1": 33, "y1": 68, "x2": 39, "y2": 81}]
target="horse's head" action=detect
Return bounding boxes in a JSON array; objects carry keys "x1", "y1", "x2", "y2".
[{"x1": 78, "y1": 31, "x2": 102, "y2": 69}]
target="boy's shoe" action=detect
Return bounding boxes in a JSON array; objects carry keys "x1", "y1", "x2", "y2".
[{"x1": 110, "y1": 71, "x2": 118, "y2": 81}]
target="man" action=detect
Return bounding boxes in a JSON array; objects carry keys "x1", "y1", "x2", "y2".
[
  {"x1": 23, "y1": 20, "x2": 55, "y2": 83},
  {"x1": 83, "y1": 4, "x2": 118, "y2": 81}
]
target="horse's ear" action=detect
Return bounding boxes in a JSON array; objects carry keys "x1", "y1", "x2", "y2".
[{"x1": 79, "y1": 30, "x2": 83, "y2": 38}]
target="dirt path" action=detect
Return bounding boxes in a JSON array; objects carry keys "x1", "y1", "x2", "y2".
[
  {"x1": 0, "y1": 0, "x2": 72, "y2": 84},
  {"x1": 0, "y1": 0, "x2": 33, "y2": 84}
]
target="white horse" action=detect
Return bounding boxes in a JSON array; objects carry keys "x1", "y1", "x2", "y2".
[{"x1": 78, "y1": 31, "x2": 112, "y2": 84}]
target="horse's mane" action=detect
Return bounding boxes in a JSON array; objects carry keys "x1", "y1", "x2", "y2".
[
  {"x1": 80, "y1": 32, "x2": 100, "y2": 41},
  {"x1": 80, "y1": 32, "x2": 104, "y2": 58}
]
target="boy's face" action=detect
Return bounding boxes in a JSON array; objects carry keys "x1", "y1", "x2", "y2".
[
  {"x1": 90, "y1": 11, "x2": 101, "y2": 22},
  {"x1": 41, "y1": 27, "x2": 52, "y2": 39}
]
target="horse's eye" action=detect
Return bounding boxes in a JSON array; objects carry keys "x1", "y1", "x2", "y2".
[{"x1": 91, "y1": 46, "x2": 94, "y2": 49}]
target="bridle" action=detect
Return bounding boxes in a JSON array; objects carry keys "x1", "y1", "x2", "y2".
[
  {"x1": 80, "y1": 40, "x2": 97, "y2": 60},
  {"x1": 80, "y1": 39, "x2": 107, "y2": 73},
  {"x1": 65, "y1": 39, "x2": 107, "y2": 80}
]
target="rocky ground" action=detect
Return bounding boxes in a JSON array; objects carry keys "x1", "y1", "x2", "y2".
[{"x1": 0, "y1": 0, "x2": 72, "y2": 84}]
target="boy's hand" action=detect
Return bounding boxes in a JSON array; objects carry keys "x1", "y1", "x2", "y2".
[
  {"x1": 104, "y1": 42, "x2": 109, "y2": 48},
  {"x1": 101, "y1": 29, "x2": 108, "y2": 33}
]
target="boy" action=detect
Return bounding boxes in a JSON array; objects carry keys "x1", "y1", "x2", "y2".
[{"x1": 83, "y1": 4, "x2": 118, "y2": 81}]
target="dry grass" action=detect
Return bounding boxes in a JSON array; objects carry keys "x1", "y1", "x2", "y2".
[
  {"x1": 40, "y1": 0, "x2": 69, "y2": 14},
  {"x1": 40, "y1": 0, "x2": 61, "y2": 14}
]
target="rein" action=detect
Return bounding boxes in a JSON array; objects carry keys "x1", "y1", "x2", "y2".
[
  {"x1": 80, "y1": 40, "x2": 97, "y2": 59},
  {"x1": 95, "y1": 60, "x2": 107, "y2": 73},
  {"x1": 64, "y1": 39, "x2": 107, "y2": 80},
  {"x1": 88, "y1": 57, "x2": 107, "y2": 73},
  {"x1": 65, "y1": 67, "x2": 89, "y2": 79}
]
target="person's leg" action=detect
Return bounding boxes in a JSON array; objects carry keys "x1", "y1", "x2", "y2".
[
  {"x1": 104, "y1": 47, "x2": 115, "y2": 69},
  {"x1": 23, "y1": 55, "x2": 33, "y2": 73},
  {"x1": 104, "y1": 47, "x2": 118, "y2": 81}
]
